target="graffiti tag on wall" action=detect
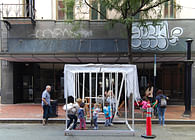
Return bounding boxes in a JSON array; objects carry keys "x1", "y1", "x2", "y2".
[
  {"x1": 34, "y1": 28, "x2": 93, "y2": 39},
  {"x1": 33, "y1": 21, "x2": 183, "y2": 51},
  {"x1": 132, "y1": 21, "x2": 183, "y2": 51}
]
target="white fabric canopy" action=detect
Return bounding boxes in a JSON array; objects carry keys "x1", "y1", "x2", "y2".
[{"x1": 64, "y1": 64, "x2": 140, "y2": 100}]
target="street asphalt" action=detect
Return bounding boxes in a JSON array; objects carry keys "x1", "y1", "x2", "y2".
[{"x1": 0, "y1": 123, "x2": 195, "y2": 140}]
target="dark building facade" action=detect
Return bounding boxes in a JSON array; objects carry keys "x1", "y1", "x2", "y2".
[{"x1": 0, "y1": 20, "x2": 195, "y2": 105}]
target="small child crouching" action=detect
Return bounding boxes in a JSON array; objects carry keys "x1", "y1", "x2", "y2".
[
  {"x1": 93, "y1": 103, "x2": 100, "y2": 130},
  {"x1": 78, "y1": 102, "x2": 86, "y2": 130}
]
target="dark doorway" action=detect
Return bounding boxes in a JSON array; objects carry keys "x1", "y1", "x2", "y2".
[{"x1": 22, "y1": 75, "x2": 34, "y2": 102}]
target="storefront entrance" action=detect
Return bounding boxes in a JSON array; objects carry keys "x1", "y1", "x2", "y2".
[
  {"x1": 137, "y1": 62, "x2": 185, "y2": 104},
  {"x1": 13, "y1": 63, "x2": 64, "y2": 103},
  {"x1": 13, "y1": 62, "x2": 185, "y2": 104}
]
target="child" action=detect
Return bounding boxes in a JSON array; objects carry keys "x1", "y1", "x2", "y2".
[
  {"x1": 103, "y1": 101, "x2": 111, "y2": 127},
  {"x1": 106, "y1": 90, "x2": 116, "y2": 123},
  {"x1": 141, "y1": 97, "x2": 149, "y2": 118},
  {"x1": 78, "y1": 102, "x2": 86, "y2": 130},
  {"x1": 93, "y1": 103, "x2": 101, "y2": 130}
]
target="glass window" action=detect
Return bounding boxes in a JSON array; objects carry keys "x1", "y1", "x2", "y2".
[
  {"x1": 57, "y1": 0, "x2": 74, "y2": 20},
  {"x1": 100, "y1": 2, "x2": 106, "y2": 19},
  {"x1": 91, "y1": 1, "x2": 98, "y2": 20},
  {"x1": 164, "y1": 0, "x2": 175, "y2": 18},
  {"x1": 90, "y1": 0, "x2": 106, "y2": 20}
]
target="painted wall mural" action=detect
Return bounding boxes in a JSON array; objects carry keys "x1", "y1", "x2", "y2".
[
  {"x1": 34, "y1": 28, "x2": 93, "y2": 39},
  {"x1": 132, "y1": 21, "x2": 183, "y2": 51},
  {"x1": 32, "y1": 21, "x2": 183, "y2": 51}
]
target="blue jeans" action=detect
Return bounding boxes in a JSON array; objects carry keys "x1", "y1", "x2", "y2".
[
  {"x1": 157, "y1": 107, "x2": 166, "y2": 125},
  {"x1": 93, "y1": 117, "x2": 98, "y2": 128},
  {"x1": 105, "y1": 118, "x2": 111, "y2": 126},
  {"x1": 43, "y1": 105, "x2": 50, "y2": 120},
  {"x1": 111, "y1": 107, "x2": 116, "y2": 123},
  {"x1": 67, "y1": 114, "x2": 78, "y2": 129}
]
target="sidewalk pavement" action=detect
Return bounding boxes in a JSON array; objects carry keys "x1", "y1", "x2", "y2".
[{"x1": 0, "y1": 104, "x2": 195, "y2": 124}]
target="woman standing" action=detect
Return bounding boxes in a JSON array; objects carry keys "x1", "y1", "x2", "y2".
[
  {"x1": 153, "y1": 89, "x2": 169, "y2": 126},
  {"x1": 145, "y1": 82, "x2": 154, "y2": 103}
]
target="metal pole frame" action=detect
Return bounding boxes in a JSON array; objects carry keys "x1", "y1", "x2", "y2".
[
  {"x1": 64, "y1": 67, "x2": 136, "y2": 136},
  {"x1": 95, "y1": 72, "x2": 98, "y2": 103},
  {"x1": 82, "y1": 73, "x2": 85, "y2": 102},
  {"x1": 65, "y1": 71, "x2": 68, "y2": 130},
  {"x1": 77, "y1": 73, "x2": 80, "y2": 98},
  {"x1": 89, "y1": 72, "x2": 92, "y2": 121},
  {"x1": 109, "y1": 73, "x2": 112, "y2": 118},
  {"x1": 102, "y1": 72, "x2": 105, "y2": 107},
  {"x1": 74, "y1": 73, "x2": 76, "y2": 102},
  {"x1": 114, "y1": 72, "x2": 118, "y2": 119},
  {"x1": 114, "y1": 74, "x2": 125, "y2": 117}
]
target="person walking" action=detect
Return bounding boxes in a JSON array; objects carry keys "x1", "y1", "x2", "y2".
[
  {"x1": 153, "y1": 89, "x2": 169, "y2": 126},
  {"x1": 42, "y1": 85, "x2": 52, "y2": 126}
]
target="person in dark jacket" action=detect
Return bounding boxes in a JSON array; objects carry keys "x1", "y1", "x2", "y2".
[{"x1": 153, "y1": 89, "x2": 169, "y2": 126}]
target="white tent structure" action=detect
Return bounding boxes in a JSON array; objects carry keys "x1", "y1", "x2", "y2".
[{"x1": 64, "y1": 64, "x2": 140, "y2": 136}]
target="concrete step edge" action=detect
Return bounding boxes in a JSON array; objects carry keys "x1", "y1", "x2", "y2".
[{"x1": 0, "y1": 118, "x2": 195, "y2": 124}]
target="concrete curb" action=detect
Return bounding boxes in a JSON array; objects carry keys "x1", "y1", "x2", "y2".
[{"x1": 0, "y1": 118, "x2": 195, "y2": 125}]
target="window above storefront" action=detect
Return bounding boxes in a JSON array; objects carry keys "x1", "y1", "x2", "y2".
[
  {"x1": 57, "y1": 0, "x2": 74, "y2": 20},
  {"x1": 164, "y1": 0, "x2": 176, "y2": 18}
]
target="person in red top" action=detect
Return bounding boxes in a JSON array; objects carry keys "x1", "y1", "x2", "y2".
[{"x1": 141, "y1": 97, "x2": 149, "y2": 118}]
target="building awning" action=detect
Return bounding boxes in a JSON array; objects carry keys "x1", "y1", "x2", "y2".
[{"x1": 0, "y1": 53, "x2": 188, "y2": 63}]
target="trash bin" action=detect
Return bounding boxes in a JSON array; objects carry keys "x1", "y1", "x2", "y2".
[{"x1": 50, "y1": 100, "x2": 58, "y2": 118}]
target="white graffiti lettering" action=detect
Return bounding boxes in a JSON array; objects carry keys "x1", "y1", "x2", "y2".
[
  {"x1": 132, "y1": 21, "x2": 183, "y2": 51},
  {"x1": 34, "y1": 28, "x2": 93, "y2": 39},
  {"x1": 32, "y1": 21, "x2": 182, "y2": 51}
]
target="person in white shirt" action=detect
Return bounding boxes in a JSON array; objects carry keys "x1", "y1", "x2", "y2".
[{"x1": 63, "y1": 96, "x2": 79, "y2": 130}]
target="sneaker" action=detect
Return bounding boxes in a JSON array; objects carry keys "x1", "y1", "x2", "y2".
[
  {"x1": 45, "y1": 119, "x2": 48, "y2": 125},
  {"x1": 110, "y1": 123, "x2": 114, "y2": 126},
  {"x1": 42, "y1": 119, "x2": 46, "y2": 126},
  {"x1": 93, "y1": 127, "x2": 97, "y2": 130}
]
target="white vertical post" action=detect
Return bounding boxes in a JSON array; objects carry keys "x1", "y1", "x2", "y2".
[
  {"x1": 115, "y1": 72, "x2": 118, "y2": 118},
  {"x1": 73, "y1": 73, "x2": 76, "y2": 102},
  {"x1": 82, "y1": 73, "x2": 85, "y2": 102},
  {"x1": 89, "y1": 72, "x2": 92, "y2": 121},
  {"x1": 65, "y1": 71, "x2": 68, "y2": 130},
  {"x1": 125, "y1": 73, "x2": 127, "y2": 121},
  {"x1": 115, "y1": 72, "x2": 118, "y2": 102},
  {"x1": 109, "y1": 73, "x2": 112, "y2": 91},
  {"x1": 114, "y1": 74, "x2": 125, "y2": 117},
  {"x1": 102, "y1": 72, "x2": 105, "y2": 107},
  {"x1": 109, "y1": 73, "x2": 112, "y2": 118},
  {"x1": 78, "y1": 73, "x2": 80, "y2": 98},
  {"x1": 132, "y1": 79, "x2": 135, "y2": 130},
  {"x1": 95, "y1": 72, "x2": 98, "y2": 103},
  {"x1": 75, "y1": 73, "x2": 77, "y2": 99}
]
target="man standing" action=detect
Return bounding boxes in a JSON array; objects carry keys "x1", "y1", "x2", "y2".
[{"x1": 42, "y1": 85, "x2": 51, "y2": 125}]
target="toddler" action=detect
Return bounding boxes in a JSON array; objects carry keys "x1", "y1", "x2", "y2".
[
  {"x1": 103, "y1": 102, "x2": 111, "y2": 127},
  {"x1": 93, "y1": 104, "x2": 100, "y2": 130},
  {"x1": 78, "y1": 102, "x2": 86, "y2": 130}
]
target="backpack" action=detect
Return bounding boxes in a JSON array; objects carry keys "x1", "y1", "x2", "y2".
[
  {"x1": 160, "y1": 95, "x2": 167, "y2": 108},
  {"x1": 68, "y1": 106, "x2": 77, "y2": 115}
]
